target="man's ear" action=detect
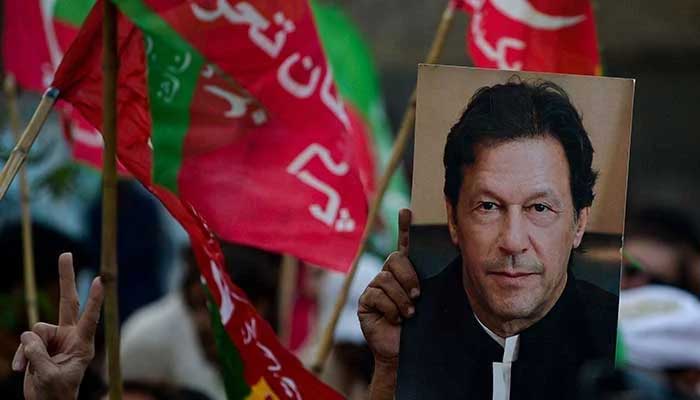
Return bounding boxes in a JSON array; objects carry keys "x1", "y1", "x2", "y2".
[
  {"x1": 572, "y1": 207, "x2": 590, "y2": 249},
  {"x1": 445, "y1": 198, "x2": 459, "y2": 246}
]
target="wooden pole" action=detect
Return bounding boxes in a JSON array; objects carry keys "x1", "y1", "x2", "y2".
[
  {"x1": 311, "y1": 1, "x2": 456, "y2": 374},
  {"x1": 277, "y1": 254, "x2": 298, "y2": 346},
  {"x1": 0, "y1": 88, "x2": 58, "y2": 201},
  {"x1": 4, "y1": 75, "x2": 39, "y2": 327},
  {"x1": 101, "y1": 2, "x2": 123, "y2": 399}
]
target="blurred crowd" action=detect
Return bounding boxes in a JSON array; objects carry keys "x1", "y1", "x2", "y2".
[
  {"x1": 0, "y1": 169, "x2": 383, "y2": 399},
  {"x1": 580, "y1": 208, "x2": 700, "y2": 399}
]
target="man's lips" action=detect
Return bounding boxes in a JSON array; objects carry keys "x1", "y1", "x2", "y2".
[{"x1": 487, "y1": 271, "x2": 539, "y2": 278}]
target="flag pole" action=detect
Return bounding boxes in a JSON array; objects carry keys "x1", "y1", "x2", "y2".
[
  {"x1": 278, "y1": 254, "x2": 298, "y2": 346},
  {"x1": 101, "y1": 1, "x2": 123, "y2": 399},
  {"x1": 4, "y1": 75, "x2": 39, "y2": 327},
  {"x1": 0, "y1": 87, "x2": 58, "y2": 201},
  {"x1": 311, "y1": 1, "x2": 456, "y2": 374}
]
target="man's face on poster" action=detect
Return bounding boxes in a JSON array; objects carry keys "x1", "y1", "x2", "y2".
[{"x1": 446, "y1": 136, "x2": 589, "y2": 330}]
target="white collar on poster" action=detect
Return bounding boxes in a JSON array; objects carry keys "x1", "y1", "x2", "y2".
[{"x1": 474, "y1": 313, "x2": 521, "y2": 400}]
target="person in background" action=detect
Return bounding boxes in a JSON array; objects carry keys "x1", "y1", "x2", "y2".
[
  {"x1": 622, "y1": 207, "x2": 700, "y2": 295},
  {"x1": 120, "y1": 247, "x2": 226, "y2": 400},
  {"x1": 86, "y1": 181, "x2": 166, "y2": 323},
  {"x1": 315, "y1": 253, "x2": 381, "y2": 399},
  {"x1": 120, "y1": 242, "x2": 281, "y2": 400},
  {"x1": 618, "y1": 284, "x2": 700, "y2": 398},
  {"x1": 219, "y1": 242, "x2": 282, "y2": 332}
]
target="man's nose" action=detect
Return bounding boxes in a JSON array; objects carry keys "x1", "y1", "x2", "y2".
[{"x1": 499, "y1": 208, "x2": 529, "y2": 255}]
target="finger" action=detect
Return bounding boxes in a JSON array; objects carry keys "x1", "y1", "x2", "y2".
[
  {"x1": 77, "y1": 277, "x2": 104, "y2": 340},
  {"x1": 58, "y1": 253, "x2": 79, "y2": 326},
  {"x1": 384, "y1": 252, "x2": 421, "y2": 299},
  {"x1": 370, "y1": 271, "x2": 415, "y2": 318},
  {"x1": 359, "y1": 287, "x2": 401, "y2": 324},
  {"x1": 12, "y1": 344, "x2": 26, "y2": 372},
  {"x1": 397, "y1": 209, "x2": 411, "y2": 255},
  {"x1": 20, "y1": 332, "x2": 53, "y2": 371},
  {"x1": 31, "y1": 323, "x2": 58, "y2": 345}
]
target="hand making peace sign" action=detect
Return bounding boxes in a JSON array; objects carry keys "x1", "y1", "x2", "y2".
[{"x1": 11, "y1": 253, "x2": 104, "y2": 400}]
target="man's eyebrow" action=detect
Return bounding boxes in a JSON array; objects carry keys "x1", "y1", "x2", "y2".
[
  {"x1": 525, "y1": 189, "x2": 564, "y2": 208},
  {"x1": 470, "y1": 188, "x2": 504, "y2": 202}
]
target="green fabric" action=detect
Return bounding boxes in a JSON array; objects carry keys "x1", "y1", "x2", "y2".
[
  {"x1": 615, "y1": 330, "x2": 626, "y2": 367},
  {"x1": 311, "y1": 1, "x2": 409, "y2": 254},
  {"x1": 53, "y1": 0, "x2": 96, "y2": 26},
  {"x1": 114, "y1": 0, "x2": 205, "y2": 192},
  {"x1": 205, "y1": 287, "x2": 252, "y2": 399},
  {"x1": 143, "y1": 32, "x2": 203, "y2": 192}
]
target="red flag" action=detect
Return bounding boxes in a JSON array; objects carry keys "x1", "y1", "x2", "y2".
[
  {"x1": 53, "y1": 0, "x2": 368, "y2": 273},
  {"x1": 51, "y1": 2, "x2": 347, "y2": 397},
  {"x1": 170, "y1": 193, "x2": 345, "y2": 400},
  {"x1": 454, "y1": 0, "x2": 600, "y2": 74},
  {"x1": 2, "y1": 1, "x2": 57, "y2": 91},
  {"x1": 2, "y1": 0, "x2": 132, "y2": 173}
]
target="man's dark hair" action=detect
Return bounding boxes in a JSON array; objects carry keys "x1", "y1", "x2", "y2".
[{"x1": 443, "y1": 79, "x2": 598, "y2": 214}]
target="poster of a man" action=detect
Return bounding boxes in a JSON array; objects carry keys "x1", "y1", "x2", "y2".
[{"x1": 359, "y1": 65, "x2": 635, "y2": 399}]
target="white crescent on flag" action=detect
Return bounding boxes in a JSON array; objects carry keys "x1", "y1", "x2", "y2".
[{"x1": 490, "y1": 0, "x2": 585, "y2": 30}]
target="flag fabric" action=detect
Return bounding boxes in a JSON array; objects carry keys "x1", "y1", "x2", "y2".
[
  {"x1": 311, "y1": 0, "x2": 410, "y2": 255},
  {"x1": 52, "y1": 0, "x2": 368, "y2": 273},
  {"x1": 50, "y1": 0, "x2": 367, "y2": 271},
  {"x1": 2, "y1": 0, "x2": 59, "y2": 91},
  {"x1": 1, "y1": 0, "x2": 126, "y2": 171},
  {"x1": 181, "y1": 201, "x2": 345, "y2": 400},
  {"x1": 52, "y1": 0, "x2": 128, "y2": 171},
  {"x1": 52, "y1": 0, "x2": 96, "y2": 47},
  {"x1": 60, "y1": 108, "x2": 130, "y2": 172},
  {"x1": 453, "y1": 0, "x2": 601, "y2": 75},
  {"x1": 51, "y1": 1, "x2": 350, "y2": 398},
  {"x1": 2, "y1": 0, "x2": 97, "y2": 89}
]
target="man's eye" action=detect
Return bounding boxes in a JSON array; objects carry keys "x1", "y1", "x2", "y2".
[
  {"x1": 480, "y1": 202, "x2": 497, "y2": 211},
  {"x1": 532, "y1": 203, "x2": 549, "y2": 212}
]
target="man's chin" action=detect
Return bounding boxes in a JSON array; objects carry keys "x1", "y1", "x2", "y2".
[{"x1": 486, "y1": 296, "x2": 540, "y2": 323}]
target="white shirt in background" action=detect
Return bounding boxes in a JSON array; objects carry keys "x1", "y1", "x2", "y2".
[{"x1": 120, "y1": 293, "x2": 226, "y2": 400}]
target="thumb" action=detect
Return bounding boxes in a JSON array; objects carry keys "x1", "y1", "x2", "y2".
[
  {"x1": 397, "y1": 208, "x2": 412, "y2": 255},
  {"x1": 20, "y1": 332, "x2": 53, "y2": 372}
]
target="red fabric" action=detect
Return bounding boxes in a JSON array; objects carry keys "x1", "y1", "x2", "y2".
[
  {"x1": 173, "y1": 195, "x2": 345, "y2": 400},
  {"x1": 2, "y1": 0, "x2": 54, "y2": 91},
  {"x1": 60, "y1": 108, "x2": 130, "y2": 173},
  {"x1": 52, "y1": 3, "x2": 344, "y2": 398},
  {"x1": 140, "y1": 0, "x2": 368, "y2": 272},
  {"x1": 1, "y1": 1, "x2": 122, "y2": 172},
  {"x1": 346, "y1": 104, "x2": 377, "y2": 196},
  {"x1": 454, "y1": 0, "x2": 600, "y2": 74}
]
